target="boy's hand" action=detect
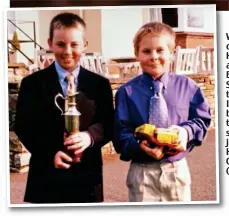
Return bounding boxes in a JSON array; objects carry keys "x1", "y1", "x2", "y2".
[
  {"x1": 164, "y1": 145, "x2": 185, "y2": 156},
  {"x1": 168, "y1": 125, "x2": 188, "y2": 150},
  {"x1": 140, "y1": 140, "x2": 164, "y2": 160},
  {"x1": 135, "y1": 131, "x2": 162, "y2": 146},
  {"x1": 64, "y1": 131, "x2": 92, "y2": 155},
  {"x1": 162, "y1": 125, "x2": 188, "y2": 156},
  {"x1": 54, "y1": 151, "x2": 73, "y2": 169}
]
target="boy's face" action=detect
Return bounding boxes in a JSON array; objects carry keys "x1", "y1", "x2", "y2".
[
  {"x1": 135, "y1": 34, "x2": 172, "y2": 78},
  {"x1": 48, "y1": 26, "x2": 87, "y2": 72}
]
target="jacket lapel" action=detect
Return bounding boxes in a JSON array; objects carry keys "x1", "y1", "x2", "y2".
[
  {"x1": 45, "y1": 63, "x2": 64, "y2": 95},
  {"x1": 77, "y1": 66, "x2": 89, "y2": 92},
  {"x1": 76, "y1": 67, "x2": 96, "y2": 130}
]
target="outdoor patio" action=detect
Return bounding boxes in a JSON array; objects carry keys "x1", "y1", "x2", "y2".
[
  {"x1": 10, "y1": 129, "x2": 217, "y2": 204},
  {"x1": 7, "y1": 6, "x2": 217, "y2": 205}
]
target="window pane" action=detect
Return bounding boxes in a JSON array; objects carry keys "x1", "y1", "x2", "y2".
[{"x1": 161, "y1": 8, "x2": 178, "y2": 28}]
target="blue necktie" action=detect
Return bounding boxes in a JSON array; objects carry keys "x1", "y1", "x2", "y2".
[{"x1": 148, "y1": 80, "x2": 168, "y2": 128}]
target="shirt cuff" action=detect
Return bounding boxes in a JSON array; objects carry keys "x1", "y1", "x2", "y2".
[{"x1": 85, "y1": 131, "x2": 94, "y2": 147}]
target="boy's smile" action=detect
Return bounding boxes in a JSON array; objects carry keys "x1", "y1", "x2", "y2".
[
  {"x1": 135, "y1": 35, "x2": 172, "y2": 79},
  {"x1": 48, "y1": 26, "x2": 87, "y2": 72}
]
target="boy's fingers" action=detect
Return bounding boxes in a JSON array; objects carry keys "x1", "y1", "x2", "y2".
[
  {"x1": 60, "y1": 152, "x2": 73, "y2": 163},
  {"x1": 165, "y1": 141, "x2": 180, "y2": 148},
  {"x1": 140, "y1": 141, "x2": 164, "y2": 159},
  {"x1": 67, "y1": 143, "x2": 82, "y2": 151},
  {"x1": 148, "y1": 136, "x2": 160, "y2": 145},
  {"x1": 64, "y1": 135, "x2": 82, "y2": 145},
  {"x1": 150, "y1": 146, "x2": 164, "y2": 159},
  {"x1": 59, "y1": 162, "x2": 71, "y2": 169},
  {"x1": 140, "y1": 140, "x2": 150, "y2": 150},
  {"x1": 140, "y1": 140, "x2": 150, "y2": 146},
  {"x1": 74, "y1": 147, "x2": 84, "y2": 155},
  {"x1": 54, "y1": 151, "x2": 72, "y2": 169},
  {"x1": 167, "y1": 143, "x2": 184, "y2": 152}
]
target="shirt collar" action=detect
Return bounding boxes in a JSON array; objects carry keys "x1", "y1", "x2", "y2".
[
  {"x1": 55, "y1": 61, "x2": 80, "y2": 83},
  {"x1": 140, "y1": 71, "x2": 169, "y2": 89}
]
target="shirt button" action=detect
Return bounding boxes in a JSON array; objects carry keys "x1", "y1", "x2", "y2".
[{"x1": 150, "y1": 87, "x2": 153, "y2": 89}]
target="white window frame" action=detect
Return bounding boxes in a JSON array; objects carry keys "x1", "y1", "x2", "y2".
[
  {"x1": 175, "y1": 8, "x2": 206, "y2": 33},
  {"x1": 144, "y1": 7, "x2": 211, "y2": 33}
]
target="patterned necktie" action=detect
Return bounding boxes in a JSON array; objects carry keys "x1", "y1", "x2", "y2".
[
  {"x1": 64, "y1": 73, "x2": 76, "y2": 111},
  {"x1": 148, "y1": 80, "x2": 168, "y2": 128},
  {"x1": 65, "y1": 73, "x2": 75, "y2": 95}
]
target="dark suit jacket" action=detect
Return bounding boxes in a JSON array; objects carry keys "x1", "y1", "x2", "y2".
[{"x1": 15, "y1": 63, "x2": 114, "y2": 203}]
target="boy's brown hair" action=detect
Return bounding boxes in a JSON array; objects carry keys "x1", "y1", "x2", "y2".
[
  {"x1": 133, "y1": 22, "x2": 176, "y2": 55},
  {"x1": 49, "y1": 12, "x2": 86, "y2": 41}
]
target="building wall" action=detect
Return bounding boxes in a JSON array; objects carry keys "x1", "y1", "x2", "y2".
[
  {"x1": 202, "y1": 7, "x2": 216, "y2": 33},
  {"x1": 84, "y1": 9, "x2": 102, "y2": 53},
  {"x1": 8, "y1": 10, "x2": 82, "y2": 64},
  {"x1": 8, "y1": 7, "x2": 215, "y2": 64},
  {"x1": 9, "y1": 9, "x2": 98, "y2": 63},
  {"x1": 101, "y1": 8, "x2": 143, "y2": 59},
  {"x1": 39, "y1": 9, "x2": 102, "y2": 54},
  {"x1": 7, "y1": 11, "x2": 16, "y2": 37}
]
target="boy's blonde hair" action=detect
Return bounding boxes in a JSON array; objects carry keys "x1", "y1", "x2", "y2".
[{"x1": 133, "y1": 22, "x2": 176, "y2": 55}]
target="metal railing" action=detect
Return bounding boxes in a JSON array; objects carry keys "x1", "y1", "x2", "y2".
[{"x1": 7, "y1": 19, "x2": 45, "y2": 65}]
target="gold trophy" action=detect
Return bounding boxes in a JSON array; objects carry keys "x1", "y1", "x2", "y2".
[{"x1": 54, "y1": 74, "x2": 82, "y2": 163}]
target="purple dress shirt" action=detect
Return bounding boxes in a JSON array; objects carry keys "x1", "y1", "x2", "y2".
[{"x1": 113, "y1": 72, "x2": 211, "y2": 163}]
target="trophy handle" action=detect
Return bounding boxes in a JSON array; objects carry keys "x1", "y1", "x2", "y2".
[{"x1": 54, "y1": 93, "x2": 66, "y2": 115}]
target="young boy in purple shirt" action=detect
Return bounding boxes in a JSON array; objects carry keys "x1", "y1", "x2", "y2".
[{"x1": 113, "y1": 22, "x2": 211, "y2": 202}]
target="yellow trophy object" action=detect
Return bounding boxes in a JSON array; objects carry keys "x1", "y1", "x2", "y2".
[
  {"x1": 135, "y1": 124, "x2": 179, "y2": 146},
  {"x1": 134, "y1": 124, "x2": 183, "y2": 159}
]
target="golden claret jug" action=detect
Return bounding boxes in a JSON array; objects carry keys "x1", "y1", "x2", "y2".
[{"x1": 54, "y1": 74, "x2": 82, "y2": 163}]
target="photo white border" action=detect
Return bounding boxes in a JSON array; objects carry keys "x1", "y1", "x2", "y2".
[{"x1": 4, "y1": 4, "x2": 219, "y2": 208}]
